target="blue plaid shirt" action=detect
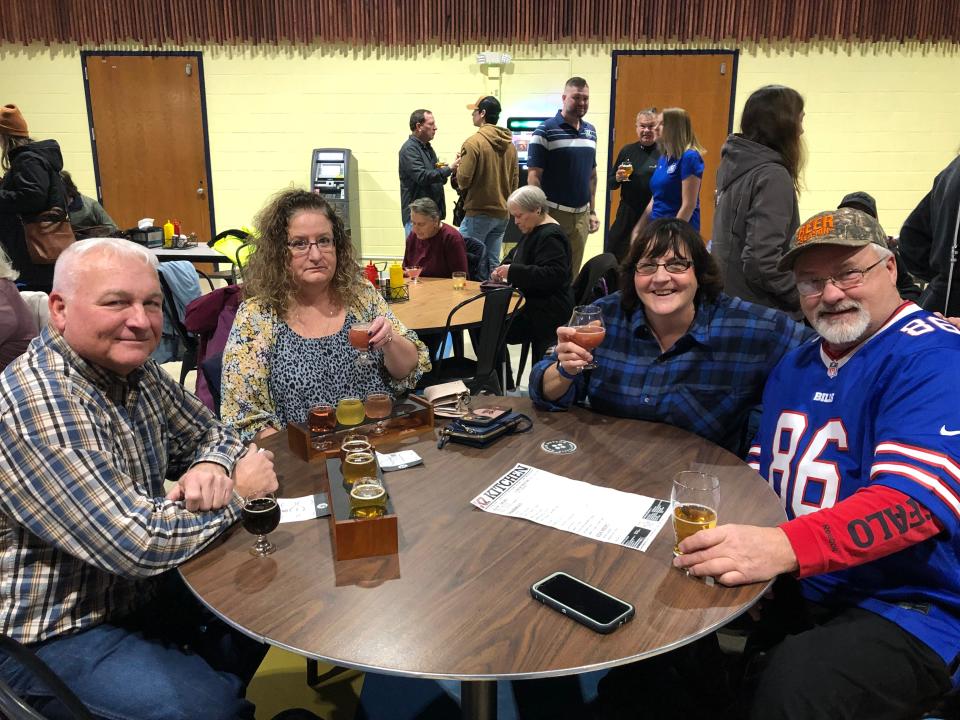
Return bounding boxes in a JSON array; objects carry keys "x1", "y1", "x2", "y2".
[{"x1": 529, "y1": 292, "x2": 815, "y2": 454}]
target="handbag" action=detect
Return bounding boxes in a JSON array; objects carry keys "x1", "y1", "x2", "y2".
[
  {"x1": 423, "y1": 379, "x2": 470, "y2": 418},
  {"x1": 437, "y1": 411, "x2": 533, "y2": 449},
  {"x1": 22, "y1": 206, "x2": 76, "y2": 264}
]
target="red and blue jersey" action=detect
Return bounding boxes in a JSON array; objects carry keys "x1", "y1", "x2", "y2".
[{"x1": 749, "y1": 303, "x2": 960, "y2": 665}]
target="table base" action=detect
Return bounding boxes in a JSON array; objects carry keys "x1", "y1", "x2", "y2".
[{"x1": 462, "y1": 680, "x2": 497, "y2": 720}]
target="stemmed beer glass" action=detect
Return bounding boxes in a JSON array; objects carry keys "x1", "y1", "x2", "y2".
[
  {"x1": 241, "y1": 493, "x2": 281, "y2": 557},
  {"x1": 364, "y1": 392, "x2": 393, "y2": 435},
  {"x1": 619, "y1": 158, "x2": 634, "y2": 182},
  {"x1": 349, "y1": 322, "x2": 373, "y2": 366},
  {"x1": 568, "y1": 305, "x2": 606, "y2": 371}
]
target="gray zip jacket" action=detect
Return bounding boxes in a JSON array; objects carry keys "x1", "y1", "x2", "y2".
[{"x1": 711, "y1": 134, "x2": 800, "y2": 314}]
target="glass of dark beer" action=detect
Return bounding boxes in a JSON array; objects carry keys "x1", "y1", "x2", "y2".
[{"x1": 241, "y1": 493, "x2": 281, "y2": 557}]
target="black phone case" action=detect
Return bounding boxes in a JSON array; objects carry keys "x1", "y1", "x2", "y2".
[{"x1": 530, "y1": 573, "x2": 635, "y2": 634}]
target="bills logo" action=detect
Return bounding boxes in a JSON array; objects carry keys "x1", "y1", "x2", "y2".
[
  {"x1": 813, "y1": 392, "x2": 835, "y2": 403},
  {"x1": 666, "y1": 163, "x2": 678, "y2": 175}
]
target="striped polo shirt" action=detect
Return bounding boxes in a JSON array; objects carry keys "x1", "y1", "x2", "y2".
[{"x1": 527, "y1": 111, "x2": 597, "y2": 209}]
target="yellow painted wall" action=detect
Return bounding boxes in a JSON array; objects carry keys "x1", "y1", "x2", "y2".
[{"x1": 1, "y1": 41, "x2": 958, "y2": 262}]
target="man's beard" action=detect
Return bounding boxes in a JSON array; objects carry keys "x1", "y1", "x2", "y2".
[{"x1": 811, "y1": 299, "x2": 871, "y2": 346}]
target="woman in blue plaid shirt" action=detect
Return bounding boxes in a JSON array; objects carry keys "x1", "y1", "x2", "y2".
[{"x1": 530, "y1": 217, "x2": 813, "y2": 455}]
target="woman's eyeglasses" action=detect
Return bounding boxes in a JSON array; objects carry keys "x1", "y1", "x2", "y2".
[
  {"x1": 635, "y1": 259, "x2": 693, "y2": 276},
  {"x1": 287, "y1": 238, "x2": 334, "y2": 255}
]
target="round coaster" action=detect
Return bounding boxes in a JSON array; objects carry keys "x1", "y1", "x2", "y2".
[{"x1": 541, "y1": 439, "x2": 577, "y2": 455}]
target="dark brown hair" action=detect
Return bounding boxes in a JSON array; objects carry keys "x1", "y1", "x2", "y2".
[
  {"x1": 0, "y1": 134, "x2": 32, "y2": 172},
  {"x1": 619, "y1": 218, "x2": 723, "y2": 314},
  {"x1": 740, "y1": 85, "x2": 806, "y2": 193},
  {"x1": 244, "y1": 188, "x2": 358, "y2": 318}
]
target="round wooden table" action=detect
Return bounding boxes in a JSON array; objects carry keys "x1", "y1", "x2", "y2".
[
  {"x1": 389, "y1": 277, "x2": 521, "y2": 334},
  {"x1": 180, "y1": 399, "x2": 786, "y2": 720}
]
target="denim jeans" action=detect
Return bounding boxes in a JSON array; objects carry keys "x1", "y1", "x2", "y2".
[
  {"x1": 0, "y1": 572, "x2": 267, "y2": 720},
  {"x1": 459, "y1": 214, "x2": 508, "y2": 279},
  {"x1": 403, "y1": 221, "x2": 413, "y2": 239}
]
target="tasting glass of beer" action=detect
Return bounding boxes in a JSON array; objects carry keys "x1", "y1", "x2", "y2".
[
  {"x1": 350, "y1": 476, "x2": 388, "y2": 519},
  {"x1": 364, "y1": 393, "x2": 393, "y2": 435},
  {"x1": 349, "y1": 322, "x2": 374, "y2": 366},
  {"x1": 241, "y1": 493, "x2": 281, "y2": 557},
  {"x1": 405, "y1": 265, "x2": 423, "y2": 284},
  {"x1": 671, "y1": 471, "x2": 719, "y2": 555},
  {"x1": 619, "y1": 158, "x2": 634, "y2": 182},
  {"x1": 568, "y1": 305, "x2": 606, "y2": 370},
  {"x1": 343, "y1": 450, "x2": 378, "y2": 487},
  {"x1": 336, "y1": 397, "x2": 365, "y2": 426},
  {"x1": 452, "y1": 271, "x2": 467, "y2": 290},
  {"x1": 308, "y1": 403, "x2": 336, "y2": 450}
]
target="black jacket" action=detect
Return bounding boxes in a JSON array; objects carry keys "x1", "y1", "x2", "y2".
[
  {"x1": 505, "y1": 223, "x2": 574, "y2": 354},
  {"x1": 900, "y1": 155, "x2": 960, "y2": 315},
  {"x1": 711, "y1": 134, "x2": 801, "y2": 315},
  {"x1": 398, "y1": 135, "x2": 450, "y2": 225},
  {"x1": 0, "y1": 139, "x2": 67, "y2": 292}
]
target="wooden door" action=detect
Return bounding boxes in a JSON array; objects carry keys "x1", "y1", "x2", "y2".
[
  {"x1": 607, "y1": 52, "x2": 736, "y2": 242},
  {"x1": 84, "y1": 53, "x2": 214, "y2": 240}
]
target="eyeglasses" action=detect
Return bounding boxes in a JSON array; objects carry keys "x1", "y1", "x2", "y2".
[
  {"x1": 795, "y1": 258, "x2": 885, "y2": 297},
  {"x1": 635, "y1": 258, "x2": 693, "y2": 276},
  {"x1": 287, "y1": 238, "x2": 334, "y2": 255}
]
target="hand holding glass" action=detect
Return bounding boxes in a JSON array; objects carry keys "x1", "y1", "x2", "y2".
[
  {"x1": 241, "y1": 493, "x2": 281, "y2": 557},
  {"x1": 671, "y1": 471, "x2": 719, "y2": 555},
  {"x1": 568, "y1": 305, "x2": 606, "y2": 370},
  {"x1": 619, "y1": 158, "x2": 634, "y2": 182},
  {"x1": 349, "y1": 323, "x2": 373, "y2": 366}
]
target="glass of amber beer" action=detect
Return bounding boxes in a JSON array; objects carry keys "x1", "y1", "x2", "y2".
[
  {"x1": 671, "y1": 471, "x2": 719, "y2": 555},
  {"x1": 568, "y1": 305, "x2": 606, "y2": 370},
  {"x1": 618, "y1": 158, "x2": 634, "y2": 182}
]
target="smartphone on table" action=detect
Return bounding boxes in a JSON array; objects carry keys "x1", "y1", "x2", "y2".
[{"x1": 530, "y1": 572, "x2": 635, "y2": 634}]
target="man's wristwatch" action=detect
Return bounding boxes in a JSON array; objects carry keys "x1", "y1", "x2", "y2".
[{"x1": 555, "y1": 359, "x2": 579, "y2": 380}]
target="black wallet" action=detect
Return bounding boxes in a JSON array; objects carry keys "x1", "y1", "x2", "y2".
[{"x1": 437, "y1": 412, "x2": 533, "y2": 449}]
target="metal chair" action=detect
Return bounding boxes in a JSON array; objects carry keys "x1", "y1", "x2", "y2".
[
  {"x1": 418, "y1": 287, "x2": 523, "y2": 396},
  {"x1": 0, "y1": 635, "x2": 93, "y2": 720}
]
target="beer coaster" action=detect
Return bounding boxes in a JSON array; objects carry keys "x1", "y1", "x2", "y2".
[{"x1": 541, "y1": 439, "x2": 577, "y2": 455}]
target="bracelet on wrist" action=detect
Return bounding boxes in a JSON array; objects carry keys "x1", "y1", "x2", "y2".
[{"x1": 555, "y1": 359, "x2": 579, "y2": 380}]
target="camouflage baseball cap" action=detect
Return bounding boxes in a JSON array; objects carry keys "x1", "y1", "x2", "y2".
[{"x1": 777, "y1": 207, "x2": 889, "y2": 271}]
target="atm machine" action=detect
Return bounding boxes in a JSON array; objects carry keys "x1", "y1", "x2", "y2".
[
  {"x1": 310, "y1": 148, "x2": 361, "y2": 256},
  {"x1": 504, "y1": 117, "x2": 549, "y2": 248}
]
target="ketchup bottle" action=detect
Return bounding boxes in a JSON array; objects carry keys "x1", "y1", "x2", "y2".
[{"x1": 364, "y1": 261, "x2": 379, "y2": 287}]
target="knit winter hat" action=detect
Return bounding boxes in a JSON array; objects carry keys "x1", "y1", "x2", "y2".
[{"x1": 0, "y1": 104, "x2": 29, "y2": 137}]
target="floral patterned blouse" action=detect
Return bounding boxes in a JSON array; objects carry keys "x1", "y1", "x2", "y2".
[{"x1": 221, "y1": 279, "x2": 430, "y2": 441}]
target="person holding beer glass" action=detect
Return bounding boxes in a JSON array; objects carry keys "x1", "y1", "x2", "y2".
[
  {"x1": 222, "y1": 189, "x2": 430, "y2": 442},
  {"x1": 530, "y1": 217, "x2": 812, "y2": 454},
  {"x1": 402, "y1": 197, "x2": 468, "y2": 279}
]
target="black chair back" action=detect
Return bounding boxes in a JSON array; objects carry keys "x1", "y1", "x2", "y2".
[
  {"x1": 431, "y1": 287, "x2": 522, "y2": 395},
  {"x1": 573, "y1": 252, "x2": 620, "y2": 306},
  {"x1": 462, "y1": 236, "x2": 488, "y2": 281}
]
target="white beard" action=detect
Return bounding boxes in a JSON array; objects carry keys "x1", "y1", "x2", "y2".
[{"x1": 811, "y1": 301, "x2": 871, "y2": 346}]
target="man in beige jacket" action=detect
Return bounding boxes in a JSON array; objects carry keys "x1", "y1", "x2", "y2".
[{"x1": 456, "y1": 96, "x2": 519, "y2": 279}]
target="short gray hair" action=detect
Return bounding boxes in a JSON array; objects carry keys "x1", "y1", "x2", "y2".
[
  {"x1": 53, "y1": 237, "x2": 158, "y2": 295},
  {"x1": 507, "y1": 185, "x2": 549, "y2": 214},
  {"x1": 408, "y1": 197, "x2": 440, "y2": 221},
  {"x1": 0, "y1": 245, "x2": 18, "y2": 281}
]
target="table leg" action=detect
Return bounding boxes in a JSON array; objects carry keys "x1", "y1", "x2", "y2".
[{"x1": 461, "y1": 679, "x2": 497, "y2": 720}]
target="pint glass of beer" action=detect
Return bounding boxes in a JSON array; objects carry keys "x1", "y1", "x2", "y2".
[
  {"x1": 671, "y1": 470, "x2": 719, "y2": 554},
  {"x1": 343, "y1": 450, "x2": 377, "y2": 486}
]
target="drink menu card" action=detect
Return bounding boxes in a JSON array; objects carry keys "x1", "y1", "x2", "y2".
[{"x1": 471, "y1": 463, "x2": 671, "y2": 552}]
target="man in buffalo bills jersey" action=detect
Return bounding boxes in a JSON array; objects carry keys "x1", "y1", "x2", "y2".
[{"x1": 675, "y1": 207, "x2": 959, "y2": 719}]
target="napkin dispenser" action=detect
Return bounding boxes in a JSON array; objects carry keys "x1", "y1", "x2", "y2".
[{"x1": 127, "y1": 226, "x2": 164, "y2": 248}]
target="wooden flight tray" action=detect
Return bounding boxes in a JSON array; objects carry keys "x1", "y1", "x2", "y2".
[
  {"x1": 326, "y1": 458, "x2": 398, "y2": 560},
  {"x1": 287, "y1": 393, "x2": 435, "y2": 463}
]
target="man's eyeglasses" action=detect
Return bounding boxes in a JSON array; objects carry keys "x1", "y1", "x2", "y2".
[
  {"x1": 635, "y1": 258, "x2": 693, "y2": 276},
  {"x1": 795, "y1": 258, "x2": 885, "y2": 297},
  {"x1": 287, "y1": 238, "x2": 335, "y2": 255}
]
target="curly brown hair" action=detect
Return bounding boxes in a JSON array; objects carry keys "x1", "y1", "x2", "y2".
[
  {"x1": 619, "y1": 218, "x2": 723, "y2": 315},
  {"x1": 244, "y1": 188, "x2": 359, "y2": 317}
]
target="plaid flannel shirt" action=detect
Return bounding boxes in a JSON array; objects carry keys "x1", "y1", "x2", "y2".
[
  {"x1": 529, "y1": 292, "x2": 814, "y2": 454},
  {"x1": 0, "y1": 327, "x2": 245, "y2": 643}
]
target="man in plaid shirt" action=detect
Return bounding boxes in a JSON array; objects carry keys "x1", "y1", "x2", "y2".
[{"x1": 0, "y1": 238, "x2": 277, "y2": 720}]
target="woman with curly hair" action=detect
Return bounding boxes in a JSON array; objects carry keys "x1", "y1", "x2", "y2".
[{"x1": 221, "y1": 189, "x2": 429, "y2": 441}]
